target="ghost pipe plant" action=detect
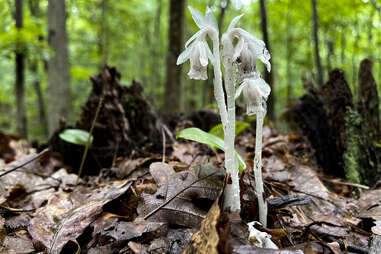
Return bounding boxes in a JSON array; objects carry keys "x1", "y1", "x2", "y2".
[{"x1": 177, "y1": 7, "x2": 271, "y2": 221}]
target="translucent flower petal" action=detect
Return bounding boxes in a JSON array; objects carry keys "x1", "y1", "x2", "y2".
[
  {"x1": 205, "y1": 7, "x2": 218, "y2": 31},
  {"x1": 188, "y1": 65, "x2": 208, "y2": 80},
  {"x1": 235, "y1": 81, "x2": 248, "y2": 99},
  {"x1": 177, "y1": 45, "x2": 193, "y2": 65},
  {"x1": 227, "y1": 14, "x2": 244, "y2": 32},
  {"x1": 253, "y1": 78, "x2": 271, "y2": 99},
  {"x1": 185, "y1": 29, "x2": 206, "y2": 48},
  {"x1": 198, "y1": 41, "x2": 208, "y2": 67},
  {"x1": 188, "y1": 6, "x2": 208, "y2": 29}
]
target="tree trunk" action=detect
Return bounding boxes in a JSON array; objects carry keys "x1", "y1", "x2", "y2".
[
  {"x1": 28, "y1": 0, "x2": 48, "y2": 138},
  {"x1": 31, "y1": 63, "x2": 48, "y2": 138},
  {"x1": 98, "y1": 0, "x2": 108, "y2": 68},
  {"x1": 311, "y1": 0, "x2": 323, "y2": 87},
  {"x1": 259, "y1": 0, "x2": 275, "y2": 120},
  {"x1": 152, "y1": 0, "x2": 162, "y2": 102},
  {"x1": 163, "y1": 0, "x2": 186, "y2": 115},
  {"x1": 47, "y1": 0, "x2": 72, "y2": 136},
  {"x1": 15, "y1": 0, "x2": 27, "y2": 138},
  {"x1": 286, "y1": 0, "x2": 292, "y2": 99}
]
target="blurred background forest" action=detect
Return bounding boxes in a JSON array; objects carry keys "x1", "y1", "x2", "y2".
[{"x1": 0, "y1": 0, "x2": 380, "y2": 142}]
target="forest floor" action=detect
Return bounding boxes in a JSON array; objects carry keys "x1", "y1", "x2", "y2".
[{"x1": 0, "y1": 122, "x2": 379, "y2": 254}]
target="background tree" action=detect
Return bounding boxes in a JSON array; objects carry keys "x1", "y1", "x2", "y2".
[
  {"x1": 259, "y1": 0, "x2": 274, "y2": 120},
  {"x1": 15, "y1": 0, "x2": 27, "y2": 138},
  {"x1": 47, "y1": 0, "x2": 72, "y2": 136},
  {"x1": 311, "y1": 0, "x2": 323, "y2": 86},
  {"x1": 28, "y1": 0, "x2": 48, "y2": 138},
  {"x1": 163, "y1": 0, "x2": 186, "y2": 114}
]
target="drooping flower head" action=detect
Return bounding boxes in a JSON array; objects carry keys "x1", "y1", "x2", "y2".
[
  {"x1": 177, "y1": 7, "x2": 218, "y2": 80},
  {"x1": 235, "y1": 76, "x2": 271, "y2": 115},
  {"x1": 224, "y1": 14, "x2": 271, "y2": 75},
  {"x1": 224, "y1": 14, "x2": 272, "y2": 115}
]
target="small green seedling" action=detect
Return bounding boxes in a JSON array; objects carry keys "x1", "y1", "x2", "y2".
[{"x1": 59, "y1": 129, "x2": 93, "y2": 146}]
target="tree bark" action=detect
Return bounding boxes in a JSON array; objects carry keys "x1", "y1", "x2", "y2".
[
  {"x1": 259, "y1": 0, "x2": 275, "y2": 120},
  {"x1": 47, "y1": 0, "x2": 72, "y2": 136},
  {"x1": 311, "y1": 0, "x2": 323, "y2": 87},
  {"x1": 15, "y1": 0, "x2": 27, "y2": 138},
  {"x1": 163, "y1": 0, "x2": 186, "y2": 115}
]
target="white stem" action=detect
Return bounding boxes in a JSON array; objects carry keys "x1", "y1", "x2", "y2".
[
  {"x1": 221, "y1": 35, "x2": 240, "y2": 212},
  {"x1": 254, "y1": 110, "x2": 267, "y2": 227},
  {"x1": 211, "y1": 34, "x2": 228, "y2": 127}
]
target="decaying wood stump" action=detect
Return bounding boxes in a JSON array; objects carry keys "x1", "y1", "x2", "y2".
[
  {"x1": 51, "y1": 66, "x2": 162, "y2": 175},
  {"x1": 357, "y1": 59, "x2": 380, "y2": 139},
  {"x1": 291, "y1": 62, "x2": 381, "y2": 186},
  {"x1": 290, "y1": 81, "x2": 340, "y2": 174}
]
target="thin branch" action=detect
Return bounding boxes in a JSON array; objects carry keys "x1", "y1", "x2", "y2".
[
  {"x1": 0, "y1": 148, "x2": 49, "y2": 178},
  {"x1": 76, "y1": 97, "x2": 104, "y2": 183}
]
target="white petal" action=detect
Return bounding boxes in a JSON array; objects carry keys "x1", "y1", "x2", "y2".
[
  {"x1": 198, "y1": 42, "x2": 208, "y2": 67},
  {"x1": 205, "y1": 7, "x2": 218, "y2": 31},
  {"x1": 177, "y1": 46, "x2": 193, "y2": 65},
  {"x1": 227, "y1": 14, "x2": 244, "y2": 31},
  {"x1": 233, "y1": 37, "x2": 245, "y2": 61},
  {"x1": 185, "y1": 28, "x2": 206, "y2": 48},
  {"x1": 188, "y1": 66, "x2": 208, "y2": 80},
  {"x1": 259, "y1": 48, "x2": 271, "y2": 72},
  {"x1": 189, "y1": 6, "x2": 207, "y2": 29},
  {"x1": 254, "y1": 78, "x2": 271, "y2": 99},
  {"x1": 236, "y1": 28, "x2": 265, "y2": 48},
  {"x1": 235, "y1": 81, "x2": 248, "y2": 99}
]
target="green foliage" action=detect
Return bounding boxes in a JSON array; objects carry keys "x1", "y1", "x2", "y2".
[
  {"x1": 0, "y1": 0, "x2": 380, "y2": 141},
  {"x1": 59, "y1": 129, "x2": 93, "y2": 146},
  {"x1": 343, "y1": 108, "x2": 362, "y2": 184},
  {"x1": 209, "y1": 121, "x2": 249, "y2": 140},
  {"x1": 176, "y1": 127, "x2": 246, "y2": 171}
]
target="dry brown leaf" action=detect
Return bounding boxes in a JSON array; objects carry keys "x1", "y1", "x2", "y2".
[{"x1": 28, "y1": 180, "x2": 131, "y2": 253}]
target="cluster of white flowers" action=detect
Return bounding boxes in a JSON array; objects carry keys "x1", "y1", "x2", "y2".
[
  {"x1": 178, "y1": 7, "x2": 271, "y2": 116},
  {"x1": 177, "y1": 6, "x2": 271, "y2": 225}
]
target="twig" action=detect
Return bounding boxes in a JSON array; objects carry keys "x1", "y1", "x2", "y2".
[
  {"x1": 0, "y1": 148, "x2": 49, "y2": 178},
  {"x1": 144, "y1": 171, "x2": 218, "y2": 220},
  {"x1": 318, "y1": 175, "x2": 369, "y2": 189},
  {"x1": 76, "y1": 97, "x2": 104, "y2": 184},
  {"x1": 162, "y1": 127, "x2": 166, "y2": 163}
]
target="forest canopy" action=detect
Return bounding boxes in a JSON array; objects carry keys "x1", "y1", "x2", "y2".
[{"x1": 0, "y1": 0, "x2": 380, "y2": 141}]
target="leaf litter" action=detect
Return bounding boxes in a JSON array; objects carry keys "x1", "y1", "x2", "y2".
[{"x1": 0, "y1": 127, "x2": 379, "y2": 253}]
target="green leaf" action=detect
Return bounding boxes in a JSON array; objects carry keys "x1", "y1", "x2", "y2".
[
  {"x1": 209, "y1": 121, "x2": 250, "y2": 139},
  {"x1": 176, "y1": 127, "x2": 246, "y2": 171},
  {"x1": 59, "y1": 129, "x2": 93, "y2": 146}
]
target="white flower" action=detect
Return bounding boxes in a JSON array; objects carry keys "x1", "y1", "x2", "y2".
[
  {"x1": 225, "y1": 14, "x2": 271, "y2": 73},
  {"x1": 176, "y1": 6, "x2": 218, "y2": 80},
  {"x1": 235, "y1": 77, "x2": 271, "y2": 115},
  {"x1": 177, "y1": 40, "x2": 213, "y2": 80}
]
